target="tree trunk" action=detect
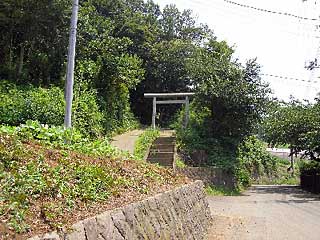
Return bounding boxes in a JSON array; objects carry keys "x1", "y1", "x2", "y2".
[
  {"x1": 17, "y1": 44, "x2": 24, "y2": 78},
  {"x1": 290, "y1": 148, "x2": 294, "y2": 177}
]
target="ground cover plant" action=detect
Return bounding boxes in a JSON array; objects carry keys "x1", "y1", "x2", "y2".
[
  {"x1": 133, "y1": 128, "x2": 160, "y2": 160},
  {"x1": 205, "y1": 185, "x2": 240, "y2": 196},
  {"x1": 0, "y1": 123, "x2": 187, "y2": 239}
]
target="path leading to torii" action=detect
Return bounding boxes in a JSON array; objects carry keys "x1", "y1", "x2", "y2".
[{"x1": 110, "y1": 129, "x2": 144, "y2": 154}]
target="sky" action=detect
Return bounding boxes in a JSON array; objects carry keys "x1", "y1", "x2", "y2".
[{"x1": 153, "y1": 0, "x2": 320, "y2": 102}]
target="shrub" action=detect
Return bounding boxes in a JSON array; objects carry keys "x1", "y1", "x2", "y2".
[
  {"x1": 72, "y1": 87, "x2": 103, "y2": 138},
  {"x1": 0, "y1": 81, "x2": 103, "y2": 138},
  {"x1": 0, "y1": 121, "x2": 124, "y2": 159},
  {"x1": 236, "y1": 136, "x2": 277, "y2": 188},
  {"x1": 174, "y1": 104, "x2": 237, "y2": 168},
  {"x1": 133, "y1": 128, "x2": 160, "y2": 160},
  {"x1": 299, "y1": 160, "x2": 320, "y2": 175}
]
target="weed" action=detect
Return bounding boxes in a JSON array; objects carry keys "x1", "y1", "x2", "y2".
[
  {"x1": 175, "y1": 156, "x2": 186, "y2": 168},
  {"x1": 133, "y1": 128, "x2": 160, "y2": 160},
  {"x1": 205, "y1": 185, "x2": 240, "y2": 196}
]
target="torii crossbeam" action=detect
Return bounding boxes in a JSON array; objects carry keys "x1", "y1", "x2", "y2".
[{"x1": 144, "y1": 92, "x2": 195, "y2": 129}]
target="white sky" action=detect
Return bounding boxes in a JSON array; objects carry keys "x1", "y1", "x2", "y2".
[{"x1": 154, "y1": 0, "x2": 320, "y2": 102}]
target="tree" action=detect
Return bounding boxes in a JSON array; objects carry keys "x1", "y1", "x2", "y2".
[
  {"x1": 263, "y1": 99, "x2": 320, "y2": 162},
  {"x1": 188, "y1": 40, "x2": 271, "y2": 145},
  {"x1": 0, "y1": 0, "x2": 70, "y2": 85}
]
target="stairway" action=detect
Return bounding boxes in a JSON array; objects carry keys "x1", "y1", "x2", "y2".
[{"x1": 147, "y1": 135, "x2": 176, "y2": 168}]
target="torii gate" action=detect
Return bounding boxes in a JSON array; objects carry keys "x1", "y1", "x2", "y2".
[{"x1": 144, "y1": 93, "x2": 195, "y2": 129}]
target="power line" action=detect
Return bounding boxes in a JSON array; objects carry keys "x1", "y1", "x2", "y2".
[
  {"x1": 261, "y1": 73, "x2": 320, "y2": 85},
  {"x1": 223, "y1": 0, "x2": 319, "y2": 21}
]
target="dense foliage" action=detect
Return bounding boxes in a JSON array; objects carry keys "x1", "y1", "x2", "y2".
[
  {"x1": 133, "y1": 128, "x2": 160, "y2": 160},
  {"x1": 299, "y1": 160, "x2": 320, "y2": 175},
  {"x1": 263, "y1": 99, "x2": 320, "y2": 162},
  {"x1": 1, "y1": 0, "x2": 300, "y2": 192},
  {"x1": 0, "y1": 81, "x2": 103, "y2": 137},
  {"x1": 236, "y1": 136, "x2": 277, "y2": 187},
  {"x1": 0, "y1": 0, "x2": 216, "y2": 131},
  {"x1": 173, "y1": 39, "x2": 272, "y2": 188}
]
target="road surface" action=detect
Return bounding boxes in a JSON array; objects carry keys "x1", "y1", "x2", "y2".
[{"x1": 206, "y1": 185, "x2": 320, "y2": 240}]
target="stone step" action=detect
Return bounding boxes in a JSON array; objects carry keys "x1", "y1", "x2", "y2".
[
  {"x1": 147, "y1": 152, "x2": 174, "y2": 160},
  {"x1": 146, "y1": 134, "x2": 176, "y2": 168},
  {"x1": 149, "y1": 149, "x2": 174, "y2": 154},
  {"x1": 150, "y1": 144, "x2": 175, "y2": 152},
  {"x1": 153, "y1": 137, "x2": 175, "y2": 144},
  {"x1": 148, "y1": 158, "x2": 174, "y2": 166}
]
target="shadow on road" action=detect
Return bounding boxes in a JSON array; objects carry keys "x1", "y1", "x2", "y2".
[{"x1": 250, "y1": 185, "x2": 320, "y2": 203}]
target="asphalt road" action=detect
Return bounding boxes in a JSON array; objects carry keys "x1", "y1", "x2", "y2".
[{"x1": 206, "y1": 185, "x2": 320, "y2": 240}]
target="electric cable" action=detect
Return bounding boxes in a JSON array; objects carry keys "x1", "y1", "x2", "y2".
[{"x1": 223, "y1": 0, "x2": 319, "y2": 21}]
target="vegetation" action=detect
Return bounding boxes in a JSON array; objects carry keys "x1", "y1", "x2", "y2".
[
  {"x1": 1, "y1": 1, "x2": 319, "y2": 237},
  {"x1": 169, "y1": 37, "x2": 276, "y2": 189},
  {"x1": 133, "y1": 128, "x2": 160, "y2": 160},
  {"x1": 0, "y1": 123, "x2": 186, "y2": 237},
  {"x1": 236, "y1": 136, "x2": 278, "y2": 187},
  {"x1": 299, "y1": 160, "x2": 320, "y2": 175},
  {"x1": 253, "y1": 159, "x2": 300, "y2": 185},
  {"x1": 175, "y1": 156, "x2": 187, "y2": 169},
  {"x1": 262, "y1": 98, "x2": 320, "y2": 189},
  {"x1": 0, "y1": 81, "x2": 104, "y2": 138},
  {"x1": 205, "y1": 185, "x2": 240, "y2": 196},
  {"x1": 0, "y1": 0, "x2": 217, "y2": 130},
  {"x1": 263, "y1": 99, "x2": 320, "y2": 162}
]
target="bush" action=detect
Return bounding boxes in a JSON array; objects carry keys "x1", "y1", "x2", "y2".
[
  {"x1": 0, "y1": 81, "x2": 64, "y2": 126},
  {"x1": 0, "y1": 120, "x2": 125, "y2": 159},
  {"x1": 175, "y1": 108, "x2": 278, "y2": 188},
  {"x1": 174, "y1": 104, "x2": 237, "y2": 168},
  {"x1": 299, "y1": 160, "x2": 320, "y2": 175},
  {"x1": 72, "y1": 87, "x2": 103, "y2": 138},
  {"x1": 0, "y1": 81, "x2": 103, "y2": 138},
  {"x1": 236, "y1": 136, "x2": 277, "y2": 188},
  {"x1": 133, "y1": 128, "x2": 160, "y2": 160}
]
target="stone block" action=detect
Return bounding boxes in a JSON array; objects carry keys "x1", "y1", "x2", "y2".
[
  {"x1": 111, "y1": 210, "x2": 134, "y2": 240},
  {"x1": 83, "y1": 217, "x2": 98, "y2": 240},
  {"x1": 96, "y1": 212, "x2": 124, "y2": 240},
  {"x1": 42, "y1": 231, "x2": 60, "y2": 240},
  {"x1": 65, "y1": 222, "x2": 86, "y2": 240},
  {"x1": 28, "y1": 180, "x2": 211, "y2": 240}
]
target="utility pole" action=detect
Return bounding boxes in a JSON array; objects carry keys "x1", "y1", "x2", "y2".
[{"x1": 64, "y1": 0, "x2": 79, "y2": 129}]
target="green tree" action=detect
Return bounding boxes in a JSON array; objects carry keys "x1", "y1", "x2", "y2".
[
  {"x1": 188, "y1": 40, "x2": 271, "y2": 145},
  {"x1": 263, "y1": 99, "x2": 320, "y2": 162}
]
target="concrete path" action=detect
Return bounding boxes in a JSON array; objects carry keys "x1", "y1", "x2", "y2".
[
  {"x1": 110, "y1": 129, "x2": 144, "y2": 153},
  {"x1": 206, "y1": 185, "x2": 320, "y2": 240}
]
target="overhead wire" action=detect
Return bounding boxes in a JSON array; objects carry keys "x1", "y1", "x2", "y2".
[
  {"x1": 304, "y1": 0, "x2": 320, "y2": 97},
  {"x1": 192, "y1": 0, "x2": 320, "y2": 39},
  {"x1": 223, "y1": 0, "x2": 319, "y2": 21},
  {"x1": 260, "y1": 73, "x2": 320, "y2": 85},
  {"x1": 177, "y1": 0, "x2": 320, "y2": 97}
]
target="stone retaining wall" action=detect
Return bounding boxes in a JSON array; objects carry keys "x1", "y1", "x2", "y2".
[
  {"x1": 29, "y1": 181, "x2": 212, "y2": 240},
  {"x1": 176, "y1": 167, "x2": 236, "y2": 189}
]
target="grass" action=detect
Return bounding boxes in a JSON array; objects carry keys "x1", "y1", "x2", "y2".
[
  {"x1": 253, "y1": 160, "x2": 300, "y2": 185},
  {"x1": 133, "y1": 128, "x2": 160, "y2": 160},
  {"x1": 205, "y1": 185, "x2": 240, "y2": 196},
  {"x1": 0, "y1": 126, "x2": 187, "y2": 238},
  {"x1": 175, "y1": 158, "x2": 187, "y2": 168}
]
